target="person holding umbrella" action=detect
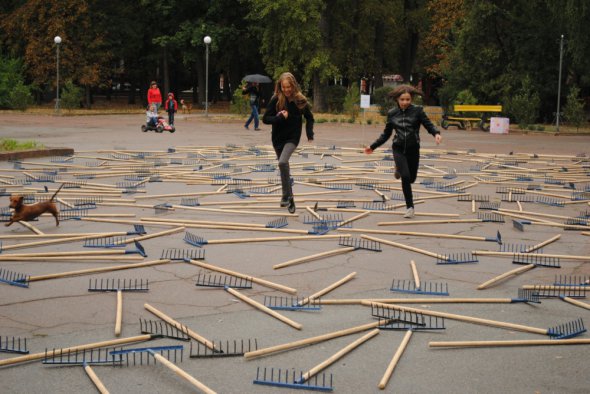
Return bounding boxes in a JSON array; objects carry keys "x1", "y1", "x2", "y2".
[
  {"x1": 263, "y1": 72, "x2": 314, "y2": 213},
  {"x1": 242, "y1": 81, "x2": 261, "y2": 130}
]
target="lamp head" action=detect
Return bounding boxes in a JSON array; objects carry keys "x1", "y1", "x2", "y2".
[
  {"x1": 203, "y1": 36, "x2": 211, "y2": 45},
  {"x1": 54, "y1": 36, "x2": 62, "y2": 44}
]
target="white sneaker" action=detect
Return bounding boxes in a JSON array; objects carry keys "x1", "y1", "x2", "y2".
[{"x1": 403, "y1": 207, "x2": 415, "y2": 218}]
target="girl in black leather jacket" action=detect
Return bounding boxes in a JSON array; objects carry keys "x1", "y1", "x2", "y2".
[{"x1": 365, "y1": 85, "x2": 441, "y2": 218}]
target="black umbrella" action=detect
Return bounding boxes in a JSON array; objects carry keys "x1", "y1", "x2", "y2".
[{"x1": 243, "y1": 74, "x2": 273, "y2": 83}]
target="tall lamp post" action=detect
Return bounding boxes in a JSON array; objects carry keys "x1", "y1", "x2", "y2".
[
  {"x1": 555, "y1": 34, "x2": 564, "y2": 133},
  {"x1": 203, "y1": 35, "x2": 211, "y2": 117},
  {"x1": 54, "y1": 36, "x2": 62, "y2": 115}
]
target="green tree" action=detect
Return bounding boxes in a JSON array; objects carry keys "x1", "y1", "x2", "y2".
[
  {"x1": 506, "y1": 76, "x2": 540, "y2": 128},
  {"x1": 0, "y1": 55, "x2": 32, "y2": 110},
  {"x1": 563, "y1": 85, "x2": 586, "y2": 130}
]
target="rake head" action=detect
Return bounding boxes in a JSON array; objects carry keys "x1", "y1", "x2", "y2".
[
  {"x1": 266, "y1": 218, "x2": 288, "y2": 228},
  {"x1": 502, "y1": 194, "x2": 536, "y2": 202},
  {"x1": 390, "y1": 279, "x2": 449, "y2": 296},
  {"x1": 72, "y1": 196, "x2": 104, "y2": 206},
  {"x1": 512, "y1": 254, "x2": 561, "y2": 268},
  {"x1": 529, "y1": 285, "x2": 586, "y2": 299},
  {"x1": 109, "y1": 345, "x2": 184, "y2": 366},
  {"x1": 254, "y1": 367, "x2": 334, "y2": 392},
  {"x1": 458, "y1": 194, "x2": 490, "y2": 202},
  {"x1": 338, "y1": 236, "x2": 381, "y2": 251},
  {"x1": 263, "y1": 296, "x2": 321, "y2": 311},
  {"x1": 58, "y1": 208, "x2": 89, "y2": 220},
  {"x1": 128, "y1": 224, "x2": 146, "y2": 235},
  {"x1": 496, "y1": 187, "x2": 526, "y2": 194},
  {"x1": 336, "y1": 201, "x2": 355, "y2": 209},
  {"x1": 0, "y1": 268, "x2": 30, "y2": 288},
  {"x1": 371, "y1": 304, "x2": 445, "y2": 331},
  {"x1": 512, "y1": 288, "x2": 541, "y2": 304},
  {"x1": 553, "y1": 275, "x2": 590, "y2": 287},
  {"x1": 564, "y1": 217, "x2": 590, "y2": 230},
  {"x1": 436, "y1": 253, "x2": 479, "y2": 265},
  {"x1": 535, "y1": 196, "x2": 565, "y2": 207},
  {"x1": 361, "y1": 202, "x2": 397, "y2": 211},
  {"x1": 179, "y1": 197, "x2": 200, "y2": 207},
  {"x1": 478, "y1": 201, "x2": 500, "y2": 210},
  {"x1": 547, "y1": 318, "x2": 586, "y2": 339},
  {"x1": 190, "y1": 339, "x2": 258, "y2": 358},
  {"x1": 43, "y1": 347, "x2": 123, "y2": 366},
  {"x1": 139, "y1": 318, "x2": 190, "y2": 341},
  {"x1": 160, "y1": 248, "x2": 205, "y2": 262},
  {"x1": 195, "y1": 273, "x2": 252, "y2": 289},
  {"x1": 88, "y1": 278, "x2": 149, "y2": 292},
  {"x1": 477, "y1": 212, "x2": 505, "y2": 223},
  {"x1": 0, "y1": 336, "x2": 29, "y2": 354},
  {"x1": 154, "y1": 202, "x2": 173, "y2": 213},
  {"x1": 84, "y1": 236, "x2": 127, "y2": 248},
  {"x1": 512, "y1": 219, "x2": 531, "y2": 231},
  {"x1": 500, "y1": 243, "x2": 540, "y2": 253},
  {"x1": 183, "y1": 232, "x2": 207, "y2": 247}
]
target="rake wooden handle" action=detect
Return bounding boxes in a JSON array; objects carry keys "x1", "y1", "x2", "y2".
[
  {"x1": 378, "y1": 219, "x2": 481, "y2": 226},
  {"x1": 522, "y1": 285, "x2": 590, "y2": 292},
  {"x1": 144, "y1": 303, "x2": 217, "y2": 351},
  {"x1": 429, "y1": 339, "x2": 590, "y2": 348},
  {"x1": 409, "y1": 260, "x2": 420, "y2": 289},
  {"x1": 363, "y1": 301, "x2": 549, "y2": 335},
  {"x1": 320, "y1": 298, "x2": 523, "y2": 304},
  {"x1": 28, "y1": 259, "x2": 171, "y2": 282},
  {"x1": 115, "y1": 290, "x2": 123, "y2": 337},
  {"x1": 378, "y1": 329, "x2": 413, "y2": 390},
  {"x1": 84, "y1": 363, "x2": 110, "y2": 394},
  {"x1": 0, "y1": 334, "x2": 155, "y2": 367},
  {"x1": 205, "y1": 234, "x2": 348, "y2": 245},
  {"x1": 336, "y1": 211, "x2": 370, "y2": 227},
  {"x1": 18, "y1": 221, "x2": 44, "y2": 234},
  {"x1": 361, "y1": 235, "x2": 445, "y2": 259},
  {"x1": 300, "y1": 329, "x2": 379, "y2": 384},
  {"x1": 522, "y1": 234, "x2": 561, "y2": 253},
  {"x1": 343, "y1": 227, "x2": 492, "y2": 242},
  {"x1": 273, "y1": 247, "x2": 355, "y2": 270},
  {"x1": 477, "y1": 264, "x2": 536, "y2": 290},
  {"x1": 306, "y1": 206, "x2": 322, "y2": 220},
  {"x1": 473, "y1": 250, "x2": 590, "y2": 261},
  {"x1": 561, "y1": 297, "x2": 590, "y2": 310},
  {"x1": 187, "y1": 260, "x2": 297, "y2": 294},
  {"x1": 114, "y1": 226, "x2": 185, "y2": 245},
  {"x1": 297, "y1": 272, "x2": 356, "y2": 306},
  {"x1": 151, "y1": 352, "x2": 216, "y2": 394},
  {"x1": 225, "y1": 287, "x2": 302, "y2": 330},
  {"x1": 140, "y1": 220, "x2": 310, "y2": 235},
  {"x1": 0, "y1": 256, "x2": 143, "y2": 262},
  {"x1": 244, "y1": 320, "x2": 386, "y2": 359},
  {"x1": 0, "y1": 232, "x2": 129, "y2": 251}
]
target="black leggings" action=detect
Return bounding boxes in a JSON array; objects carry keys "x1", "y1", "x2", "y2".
[{"x1": 393, "y1": 145, "x2": 420, "y2": 208}]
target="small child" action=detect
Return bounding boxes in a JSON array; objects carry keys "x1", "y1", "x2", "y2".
[
  {"x1": 146, "y1": 104, "x2": 158, "y2": 127},
  {"x1": 164, "y1": 93, "x2": 178, "y2": 125}
]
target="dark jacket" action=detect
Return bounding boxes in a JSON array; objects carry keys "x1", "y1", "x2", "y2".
[
  {"x1": 263, "y1": 96, "x2": 314, "y2": 149},
  {"x1": 370, "y1": 104, "x2": 439, "y2": 152},
  {"x1": 242, "y1": 85, "x2": 260, "y2": 107}
]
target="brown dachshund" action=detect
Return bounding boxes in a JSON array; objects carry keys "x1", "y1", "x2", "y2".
[{"x1": 6, "y1": 184, "x2": 64, "y2": 227}]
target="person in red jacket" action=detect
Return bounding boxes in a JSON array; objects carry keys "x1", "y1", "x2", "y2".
[
  {"x1": 147, "y1": 81, "x2": 162, "y2": 112},
  {"x1": 164, "y1": 92, "x2": 178, "y2": 125}
]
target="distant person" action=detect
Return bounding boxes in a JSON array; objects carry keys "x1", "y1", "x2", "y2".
[
  {"x1": 262, "y1": 72, "x2": 314, "y2": 213},
  {"x1": 146, "y1": 104, "x2": 158, "y2": 127},
  {"x1": 242, "y1": 82, "x2": 261, "y2": 130},
  {"x1": 147, "y1": 81, "x2": 162, "y2": 112},
  {"x1": 164, "y1": 93, "x2": 178, "y2": 125},
  {"x1": 364, "y1": 84, "x2": 441, "y2": 219}
]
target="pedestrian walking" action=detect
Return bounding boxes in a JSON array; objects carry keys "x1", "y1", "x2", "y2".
[{"x1": 242, "y1": 82, "x2": 261, "y2": 130}]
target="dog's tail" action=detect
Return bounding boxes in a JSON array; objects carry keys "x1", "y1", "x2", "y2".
[{"x1": 49, "y1": 183, "x2": 65, "y2": 202}]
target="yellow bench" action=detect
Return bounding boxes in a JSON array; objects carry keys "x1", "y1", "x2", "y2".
[{"x1": 441, "y1": 104, "x2": 502, "y2": 131}]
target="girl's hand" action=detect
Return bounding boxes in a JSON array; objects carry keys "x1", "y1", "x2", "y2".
[
  {"x1": 279, "y1": 110, "x2": 289, "y2": 119},
  {"x1": 364, "y1": 147, "x2": 373, "y2": 154},
  {"x1": 435, "y1": 134, "x2": 442, "y2": 145}
]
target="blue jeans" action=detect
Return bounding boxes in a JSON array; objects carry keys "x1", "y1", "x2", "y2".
[{"x1": 245, "y1": 104, "x2": 259, "y2": 129}]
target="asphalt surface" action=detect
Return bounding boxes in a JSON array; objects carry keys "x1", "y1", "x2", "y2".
[{"x1": 0, "y1": 112, "x2": 589, "y2": 394}]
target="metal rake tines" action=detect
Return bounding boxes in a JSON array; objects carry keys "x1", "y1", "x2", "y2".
[
  {"x1": 371, "y1": 305, "x2": 445, "y2": 330},
  {"x1": 477, "y1": 212, "x2": 505, "y2": 223},
  {"x1": 254, "y1": 164, "x2": 276, "y2": 172},
  {"x1": 139, "y1": 318, "x2": 190, "y2": 341},
  {"x1": 338, "y1": 236, "x2": 382, "y2": 251},
  {"x1": 529, "y1": 285, "x2": 586, "y2": 299},
  {"x1": 195, "y1": 273, "x2": 253, "y2": 289},
  {"x1": 129, "y1": 224, "x2": 146, "y2": 235},
  {"x1": 324, "y1": 182, "x2": 353, "y2": 191},
  {"x1": 72, "y1": 196, "x2": 103, "y2": 205},
  {"x1": 515, "y1": 175, "x2": 534, "y2": 182},
  {"x1": 84, "y1": 236, "x2": 127, "y2": 248},
  {"x1": 254, "y1": 367, "x2": 334, "y2": 392},
  {"x1": 336, "y1": 201, "x2": 355, "y2": 208},
  {"x1": 547, "y1": 318, "x2": 587, "y2": 339},
  {"x1": 88, "y1": 278, "x2": 149, "y2": 292},
  {"x1": 577, "y1": 209, "x2": 590, "y2": 219},
  {"x1": 183, "y1": 231, "x2": 207, "y2": 247},
  {"x1": 75, "y1": 172, "x2": 97, "y2": 179},
  {"x1": 544, "y1": 177, "x2": 565, "y2": 185},
  {"x1": 50, "y1": 156, "x2": 73, "y2": 163},
  {"x1": 160, "y1": 248, "x2": 205, "y2": 262},
  {"x1": 250, "y1": 187, "x2": 274, "y2": 195},
  {"x1": 390, "y1": 279, "x2": 449, "y2": 296},
  {"x1": 357, "y1": 180, "x2": 377, "y2": 190},
  {"x1": 180, "y1": 197, "x2": 200, "y2": 206},
  {"x1": 571, "y1": 191, "x2": 590, "y2": 201},
  {"x1": 61, "y1": 180, "x2": 86, "y2": 189},
  {"x1": 154, "y1": 202, "x2": 173, "y2": 213},
  {"x1": 458, "y1": 194, "x2": 490, "y2": 202},
  {"x1": 500, "y1": 243, "x2": 540, "y2": 253},
  {"x1": 535, "y1": 196, "x2": 565, "y2": 207},
  {"x1": 0, "y1": 336, "x2": 28, "y2": 354},
  {"x1": 564, "y1": 217, "x2": 589, "y2": 230},
  {"x1": 190, "y1": 339, "x2": 258, "y2": 358},
  {"x1": 553, "y1": 275, "x2": 590, "y2": 287},
  {"x1": 478, "y1": 201, "x2": 500, "y2": 210},
  {"x1": 501, "y1": 194, "x2": 536, "y2": 202},
  {"x1": 0, "y1": 268, "x2": 30, "y2": 288},
  {"x1": 361, "y1": 201, "x2": 396, "y2": 211},
  {"x1": 436, "y1": 253, "x2": 479, "y2": 265},
  {"x1": 109, "y1": 345, "x2": 184, "y2": 366},
  {"x1": 513, "y1": 288, "x2": 541, "y2": 304},
  {"x1": 116, "y1": 181, "x2": 145, "y2": 190},
  {"x1": 263, "y1": 296, "x2": 321, "y2": 311},
  {"x1": 43, "y1": 347, "x2": 123, "y2": 366},
  {"x1": 58, "y1": 208, "x2": 89, "y2": 220},
  {"x1": 303, "y1": 213, "x2": 344, "y2": 225},
  {"x1": 374, "y1": 184, "x2": 397, "y2": 192},
  {"x1": 267, "y1": 218, "x2": 288, "y2": 228},
  {"x1": 512, "y1": 254, "x2": 561, "y2": 268},
  {"x1": 526, "y1": 183, "x2": 542, "y2": 190}
]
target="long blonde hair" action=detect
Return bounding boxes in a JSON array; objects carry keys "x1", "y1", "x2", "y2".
[{"x1": 274, "y1": 72, "x2": 308, "y2": 111}]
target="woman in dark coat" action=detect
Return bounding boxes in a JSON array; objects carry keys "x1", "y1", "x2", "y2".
[
  {"x1": 365, "y1": 85, "x2": 442, "y2": 218},
  {"x1": 262, "y1": 72, "x2": 314, "y2": 212}
]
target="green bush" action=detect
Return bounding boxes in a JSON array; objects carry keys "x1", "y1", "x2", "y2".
[
  {"x1": 230, "y1": 85, "x2": 249, "y2": 115},
  {"x1": 0, "y1": 55, "x2": 33, "y2": 110},
  {"x1": 0, "y1": 138, "x2": 43, "y2": 151},
  {"x1": 536, "y1": 125, "x2": 545, "y2": 131},
  {"x1": 563, "y1": 85, "x2": 586, "y2": 130},
  {"x1": 374, "y1": 86, "x2": 398, "y2": 116},
  {"x1": 324, "y1": 85, "x2": 347, "y2": 113},
  {"x1": 60, "y1": 80, "x2": 83, "y2": 110},
  {"x1": 315, "y1": 118, "x2": 328, "y2": 123},
  {"x1": 8, "y1": 81, "x2": 33, "y2": 111},
  {"x1": 343, "y1": 83, "x2": 360, "y2": 121},
  {"x1": 506, "y1": 76, "x2": 540, "y2": 126}
]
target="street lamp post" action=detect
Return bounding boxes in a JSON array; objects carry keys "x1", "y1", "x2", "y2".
[
  {"x1": 54, "y1": 36, "x2": 62, "y2": 115},
  {"x1": 556, "y1": 34, "x2": 564, "y2": 133},
  {"x1": 203, "y1": 35, "x2": 211, "y2": 117}
]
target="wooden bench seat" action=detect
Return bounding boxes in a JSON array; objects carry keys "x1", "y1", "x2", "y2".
[{"x1": 441, "y1": 105, "x2": 502, "y2": 131}]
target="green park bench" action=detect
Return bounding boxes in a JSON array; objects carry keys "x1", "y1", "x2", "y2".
[{"x1": 441, "y1": 104, "x2": 503, "y2": 131}]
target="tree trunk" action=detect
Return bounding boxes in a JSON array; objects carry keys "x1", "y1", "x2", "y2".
[
  {"x1": 312, "y1": 72, "x2": 326, "y2": 113},
  {"x1": 163, "y1": 47, "x2": 170, "y2": 97}
]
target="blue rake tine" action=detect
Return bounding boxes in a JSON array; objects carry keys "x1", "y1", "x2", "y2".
[
  {"x1": 263, "y1": 296, "x2": 321, "y2": 311},
  {"x1": 547, "y1": 318, "x2": 586, "y2": 339},
  {"x1": 553, "y1": 275, "x2": 590, "y2": 287},
  {"x1": 190, "y1": 338, "x2": 257, "y2": 358},
  {"x1": 511, "y1": 288, "x2": 541, "y2": 304},
  {"x1": 0, "y1": 336, "x2": 29, "y2": 354},
  {"x1": 128, "y1": 224, "x2": 147, "y2": 235},
  {"x1": 390, "y1": 279, "x2": 449, "y2": 296},
  {"x1": 436, "y1": 253, "x2": 479, "y2": 265},
  {"x1": 512, "y1": 254, "x2": 560, "y2": 268},
  {"x1": 183, "y1": 232, "x2": 208, "y2": 247},
  {"x1": 254, "y1": 367, "x2": 334, "y2": 392},
  {"x1": 0, "y1": 268, "x2": 30, "y2": 288},
  {"x1": 266, "y1": 218, "x2": 288, "y2": 228},
  {"x1": 160, "y1": 248, "x2": 205, "y2": 262}
]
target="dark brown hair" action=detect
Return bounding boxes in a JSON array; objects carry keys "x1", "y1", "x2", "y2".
[{"x1": 388, "y1": 84, "x2": 423, "y2": 100}]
